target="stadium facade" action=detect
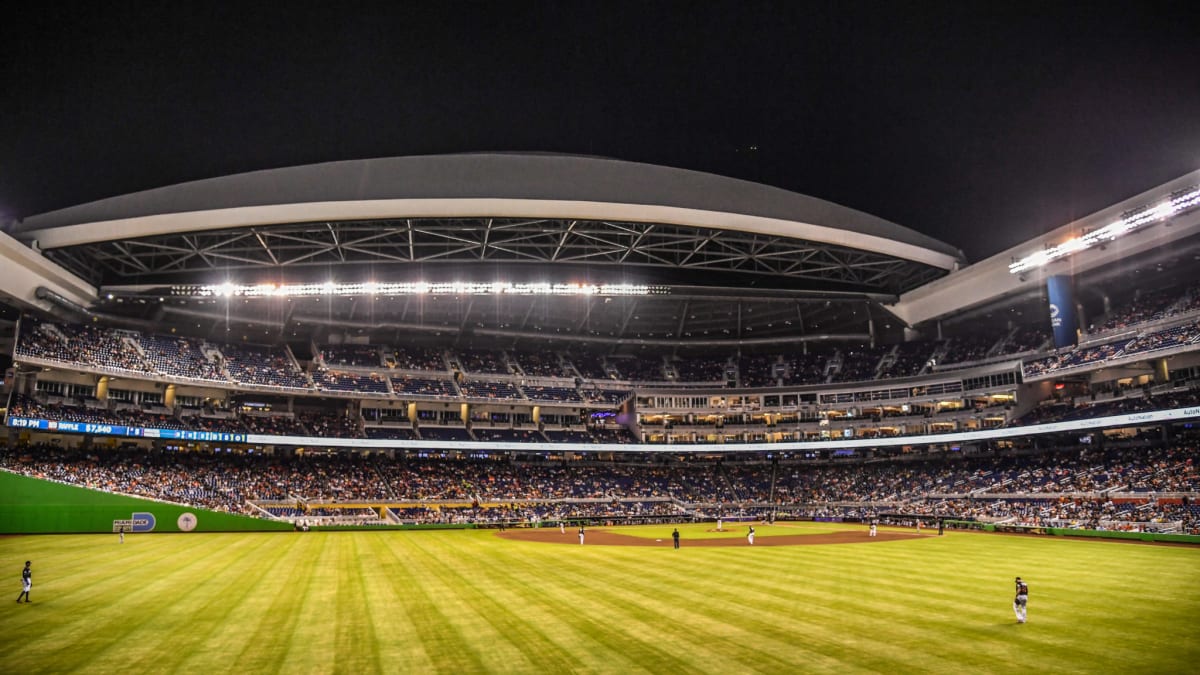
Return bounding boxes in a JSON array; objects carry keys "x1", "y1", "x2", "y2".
[
  {"x1": 2, "y1": 155, "x2": 1199, "y2": 536},
  {"x1": 0, "y1": 155, "x2": 1198, "y2": 456}
]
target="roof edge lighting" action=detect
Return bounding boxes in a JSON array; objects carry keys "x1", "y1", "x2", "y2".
[
  {"x1": 1008, "y1": 185, "x2": 1200, "y2": 274},
  {"x1": 178, "y1": 281, "x2": 663, "y2": 298}
]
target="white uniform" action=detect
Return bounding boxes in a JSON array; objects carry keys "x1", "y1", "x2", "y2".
[{"x1": 747, "y1": 526, "x2": 755, "y2": 545}]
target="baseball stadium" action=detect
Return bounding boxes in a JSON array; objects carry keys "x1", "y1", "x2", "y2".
[{"x1": 1, "y1": 153, "x2": 1198, "y2": 673}]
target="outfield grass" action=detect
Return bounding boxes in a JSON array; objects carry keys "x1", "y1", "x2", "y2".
[{"x1": 1, "y1": 525, "x2": 1198, "y2": 674}]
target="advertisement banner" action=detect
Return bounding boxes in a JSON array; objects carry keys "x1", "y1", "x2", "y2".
[{"x1": 1046, "y1": 274, "x2": 1078, "y2": 348}]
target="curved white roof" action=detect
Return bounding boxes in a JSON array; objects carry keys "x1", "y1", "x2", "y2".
[{"x1": 15, "y1": 153, "x2": 964, "y2": 269}]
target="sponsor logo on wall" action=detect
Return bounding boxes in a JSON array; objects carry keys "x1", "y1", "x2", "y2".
[
  {"x1": 112, "y1": 512, "x2": 157, "y2": 533},
  {"x1": 177, "y1": 512, "x2": 198, "y2": 532}
]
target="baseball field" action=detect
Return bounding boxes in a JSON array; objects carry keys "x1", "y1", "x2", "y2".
[{"x1": 1, "y1": 522, "x2": 1197, "y2": 674}]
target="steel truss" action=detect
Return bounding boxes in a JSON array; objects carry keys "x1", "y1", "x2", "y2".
[{"x1": 46, "y1": 218, "x2": 945, "y2": 294}]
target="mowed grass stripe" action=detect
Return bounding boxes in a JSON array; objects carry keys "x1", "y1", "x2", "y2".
[
  {"x1": 489, "y1": 541, "x2": 844, "y2": 672},
  {"x1": 338, "y1": 534, "x2": 383, "y2": 672},
  {"x1": 8, "y1": 533, "x2": 280, "y2": 673},
  {"x1": 400, "y1": 535, "x2": 585, "y2": 673},
  {"x1": 382, "y1": 531, "x2": 498, "y2": 673},
  {"x1": 2, "y1": 529, "x2": 1199, "y2": 674},
  {"x1": 582, "y1": 547, "x2": 925, "y2": 672},
  {"x1": 229, "y1": 534, "x2": 326, "y2": 674},
  {"x1": 401, "y1": 530, "x2": 691, "y2": 673},
  {"x1": 436, "y1": 535, "x2": 695, "y2": 674},
  {"x1": 458, "y1": 533, "x2": 799, "y2": 674},
  {"x1": 103, "y1": 533, "x2": 302, "y2": 674},
  {"x1": 545, "y1": 531, "x2": 1200, "y2": 674},
  {"x1": 571, "y1": 545, "x2": 945, "y2": 673},
  {"x1": 356, "y1": 533, "x2": 438, "y2": 672},
  {"x1": 273, "y1": 532, "x2": 372, "y2": 673}
]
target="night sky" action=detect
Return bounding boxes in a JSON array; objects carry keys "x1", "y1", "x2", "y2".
[{"x1": 2, "y1": 2, "x2": 1197, "y2": 262}]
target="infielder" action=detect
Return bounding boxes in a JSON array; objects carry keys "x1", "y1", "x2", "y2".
[{"x1": 747, "y1": 526, "x2": 755, "y2": 545}]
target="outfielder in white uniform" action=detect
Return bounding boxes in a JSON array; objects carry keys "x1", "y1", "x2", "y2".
[{"x1": 747, "y1": 526, "x2": 755, "y2": 545}]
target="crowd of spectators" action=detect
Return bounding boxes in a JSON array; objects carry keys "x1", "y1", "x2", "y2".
[
  {"x1": 673, "y1": 355, "x2": 729, "y2": 383},
  {"x1": 314, "y1": 370, "x2": 391, "y2": 394},
  {"x1": 19, "y1": 314, "x2": 1200, "y2": 414},
  {"x1": 1024, "y1": 321, "x2": 1200, "y2": 377},
  {"x1": 458, "y1": 379, "x2": 523, "y2": 400},
  {"x1": 1012, "y1": 387, "x2": 1200, "y2": 427},
  {"x1": 782, "y1": 353, "x2": 827, "y2": 386},
  {"x1": 566, "y1": 351, "x2": 609, "y2": 380},
  {"x1": 738, "y1": 354, "x2": 782, "y2": 388},
  {"x1": 1094, "y1": 287, "x2": 1187, "y2": 333},
  {"x1": 939, "y1": 335, "x2": 996, "y2": 366},
  {"x1": 830, "y1": 346, "x2": 890, "y2": 383},
  {"x1": 610, "y1": 355, "x2": 666, "y2": 382},
  {"x1": 458, "y1": 349, "x2": 510, "y2": 375},
  {"x1": 2, "y1": 440, "x2": 1195, "y2": 531},
  {"x1": 219, "y1": 342, "x2": 312, "y2": 389},
  {"x1": 521, "y1": 385, "x2": 584, "y2": 402},
  {"x1": 390, "y1": 375, "x2": 459, "y2": 397},
  {"x1": 513, "y1": 350, "x2": 572, "y2": 378},
  {"x1": 386, "y1": 346, "x2": 447, "y2": 371},
  {"x1": 877, "y1": 341, "x2": 938, "y2": 379},
  {"x1": 17, "y1": 319, "x2": 155, "y2": 375},
  {"x1": 136, "y1": 334, "x2": 226, "y2": 381},
  {"x1": 1001, "y1": 326, "x2": 1050, "y2": 355},
  {"x1": 319, "y1": 344, "x2": 383, "y2": 368}
]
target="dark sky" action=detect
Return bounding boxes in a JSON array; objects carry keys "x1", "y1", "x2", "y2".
[{"x1": 2, "y1": 2, "x2": 1198, "y2": 262}]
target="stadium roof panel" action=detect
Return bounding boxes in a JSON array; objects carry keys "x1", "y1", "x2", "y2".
[{"x1": 15, "y1": 153, "x2": 964, "y2": 270}]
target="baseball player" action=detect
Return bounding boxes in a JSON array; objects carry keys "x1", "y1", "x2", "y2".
[
  {"x1": 747, "y1": 526, "x2": 755, "y2": 545},
  {"x1": 1013, "y1": 576, "x2": 1029, "y2": 623},
  {"x1": 869, "y1": 520, "x2": 877, "y2": 537},
  {"x1": 16, "y1": 561, "x2": 31, "y2": 603}
]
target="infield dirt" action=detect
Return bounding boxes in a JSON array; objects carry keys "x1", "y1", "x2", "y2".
[{"x1": 497, "y1": 527, "x2": 924, "y2": 547}]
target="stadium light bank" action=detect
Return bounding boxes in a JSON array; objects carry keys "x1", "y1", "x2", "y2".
[
  {"x1": 1008, "y1": 185, "x2": 1200, "y2": 275},
  {"x1": 179, "y1": 281, "x2": 663, "y2": 298}
]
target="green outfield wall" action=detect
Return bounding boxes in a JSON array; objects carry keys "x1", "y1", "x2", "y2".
[
  {"x1": 1043, "y1": 526, "x2": 1200, "y2": 544},
  {"x1": 0, "y1": 471, "x2": 292, "y2": 533}
]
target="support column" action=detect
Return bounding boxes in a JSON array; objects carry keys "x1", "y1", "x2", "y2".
[{"x1": 1153, "y1": 358, "x2": 1169, "y2": 384}]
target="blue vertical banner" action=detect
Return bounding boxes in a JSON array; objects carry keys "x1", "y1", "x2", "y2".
[{"x1": 1046, "y1": 275, "x2": 1078, "y2": 348}]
